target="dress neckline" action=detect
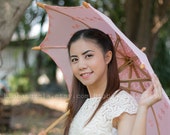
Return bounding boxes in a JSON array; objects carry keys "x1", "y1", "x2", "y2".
[{"x1": 86, "y1": 96, "x2": 102, "y2": 101}]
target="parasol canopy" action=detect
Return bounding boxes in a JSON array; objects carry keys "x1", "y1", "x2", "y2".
[{"x1": 33, "y1": 2, "x2": 170, "y2": 135}]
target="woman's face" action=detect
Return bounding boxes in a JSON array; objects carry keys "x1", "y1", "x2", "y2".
[{"x1": 69, "y1": 39, "x2": 111, "y2": 88}]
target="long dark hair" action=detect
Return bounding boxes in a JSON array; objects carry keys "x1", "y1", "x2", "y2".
[{"x1": 64, "y1": 28, "x2": 120, "y2": 135}]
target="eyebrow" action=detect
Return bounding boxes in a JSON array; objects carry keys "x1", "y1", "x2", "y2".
[
  {"x1": 82, "y1": 50, "x2": 95, "y2": 55},
  {"x1": 70, "y1": 50, "x2": 95, "y2": 58}
]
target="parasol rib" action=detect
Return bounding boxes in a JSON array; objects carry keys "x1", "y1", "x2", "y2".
[
  {"x1": 41, "y1": 46, "x2": 67, "y2": 49},
  {"x1": 120, "y1": 86, "x2": 142, "y2": 94},
  {"x1": 120, "y1": 78, "x2": 150, "y2": 83},
  {"x1": 133, "y1": 62, "x2": 151, "y2": 78},
  {"x1": 116, "y1": 49, "x2": 127, "y2": 58},
  {"x1": 132, "y1": 64, "x2": 146, "y2": 91},
  {"x1": 116, "y1": 34, "x2": 127, "y2": 56},
  {"x1": 151, "y1": 107, "x2": 161, "y2": 135},
  {"x1": 128, "y1": 64, "x2": 133, "y2": 92},
  {"x1": 118, "y1": 58, "x2": 133, "y2": 72},
  {"x1": 32, "y1": 45, "x2": 67, "y2": 50},
  {"x1": 114, "y1": 36, "x2": 127, "y2": 58},
  {"x1": 114, "y1": 34, "x2": 121, "y2": 50}
]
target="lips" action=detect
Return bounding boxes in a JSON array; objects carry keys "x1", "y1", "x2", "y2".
[{"x1": 80, "y1": 71, "x2": 93, "y2": 79}]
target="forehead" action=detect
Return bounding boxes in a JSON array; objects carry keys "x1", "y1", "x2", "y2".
[{"x1": 70, "y1": 39, "x2": 102, "y2": 54}]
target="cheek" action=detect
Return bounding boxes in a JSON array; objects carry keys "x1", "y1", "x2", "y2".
[
  {"x1": 71, "y1": 64, "x2": 78, "y2": 76},
  {"x1": 91, "y1": 56, "x2": 106, "y2": 67},
  {"x1": 91, "y1": 57, "x2": 108, "y2": 73}
]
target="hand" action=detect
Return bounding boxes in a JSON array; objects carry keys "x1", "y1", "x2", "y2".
[
  {"x1": 139, "y1": 73, "x2": 162, "y2": 109},
  {"x1": 38, "y1": 130, "x2": 47, "y2": 135}
]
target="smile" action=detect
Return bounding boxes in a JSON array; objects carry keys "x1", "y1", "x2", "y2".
[{"x1": 80, "y1": 72, "x2": 93, "y2": 79}]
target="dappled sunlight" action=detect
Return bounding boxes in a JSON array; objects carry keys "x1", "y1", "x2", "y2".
[
  {"x1": 38, "y1": 74, "x2": 50, "y2": 85},
  {"x1": 3, "y1": 93, "x2": 68, "y2": 134},
  {"x1": 56, "y1": 68, "x2": 64, "y2": 84},
  {"x1": 4, "y1": 92, "x2": 68, "y2": 112}
]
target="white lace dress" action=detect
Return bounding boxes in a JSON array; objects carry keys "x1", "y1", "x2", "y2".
[{"x1": 69, "y1": 90, "x2": 138, "y2": 135}]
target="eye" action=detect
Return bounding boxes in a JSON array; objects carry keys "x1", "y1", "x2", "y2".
[
  {"x1": 85, "y1": 54, "x2": 93, "y2": 59},
  {"x1": 71, "y1": 57, "x2": 78, "y2": 63}
]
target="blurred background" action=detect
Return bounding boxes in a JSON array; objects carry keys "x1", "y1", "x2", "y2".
[{"x1": 0, "y1": 0, "x2": 170, "y2": 134}]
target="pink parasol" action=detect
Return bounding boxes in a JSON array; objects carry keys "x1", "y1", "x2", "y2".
[{"x1": 32, "y1": 2, "x2": 170, "y2": 135}]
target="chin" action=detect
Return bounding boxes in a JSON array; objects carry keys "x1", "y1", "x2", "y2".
[{"x1": 82, "y1": 81, "x2": 94, "y2": 87}]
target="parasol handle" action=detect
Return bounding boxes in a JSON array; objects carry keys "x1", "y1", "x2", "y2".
[{"x1": 44, "y1": 110, "x2": 70, "y2": 134}]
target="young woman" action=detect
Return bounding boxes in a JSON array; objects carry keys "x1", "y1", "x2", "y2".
[
  {"x1": 64, "y1": 28, "x2": 162, "y2": 135},
  {"x1": 39, "y1": 28, "x2": 162, "y2": 135}
]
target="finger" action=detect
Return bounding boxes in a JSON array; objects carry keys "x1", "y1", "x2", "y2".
[
  {"x1": 151, "y1": 74, "x2": 159, "y2": 89},
  {"x1": 152, "y1": 74, "x2": 161, "y2": 88},
  {"x1": 147, "y1": 83, "x2": 154, "y2": 94},
  {"x1": 153, "y1": 74, "x2": 162, "y2": 95},
  {"x1": 151, "y1": 73, "x2": 162, "y2": 99}
]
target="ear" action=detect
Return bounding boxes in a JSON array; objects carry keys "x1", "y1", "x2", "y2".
[{"x1": 105, "y1": 51, "x2": 112, "y2": 64}]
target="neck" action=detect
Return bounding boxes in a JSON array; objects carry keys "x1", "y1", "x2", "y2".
[
  {"x1": 87, "y1": 78, "x2": 107, "y2": 98},
  {"x1": 86, "y1": 66, "x2": 108, "y2": 98}
]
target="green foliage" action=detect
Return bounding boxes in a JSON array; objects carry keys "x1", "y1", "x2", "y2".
[
  {"x1": 87, "y1": 0, "x2": 125, "y2": 30},
  {"x1": 11, "y1": 0, "x2": 170, "y2": 97},
  {"x1": 152, "y1": 22, "x2": 170, "y2": 96},
  {"x1": 43, "y1": 0, "x2": 80, "y2": 6},
  {"x1": 36, "y1": 51, "x2": 57, "y2": 81},
  {"x1": 152, "y1": 39, "x2": 170, "y2": 86},
  {"x1": 8, "y1": 68, "x2": 34, "y2": 94}
]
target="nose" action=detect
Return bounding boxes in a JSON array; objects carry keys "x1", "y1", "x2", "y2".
[{"x1": 78, "y1": 58, "x2": 87, "y2": 70}]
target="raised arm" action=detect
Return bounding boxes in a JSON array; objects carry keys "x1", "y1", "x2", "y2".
[{"x1": 117, "y1": 74, "x2": 162, "y2": 135}]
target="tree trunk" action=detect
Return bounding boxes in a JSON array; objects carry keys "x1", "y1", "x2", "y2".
[
  {"x1": 125, "y1": 0, "x2": 140, "y2": 42},
  {"x1": 136, "y1": 0, "x2": 153, "y2": 59},
  {"x1": 0, "y1": 0, "x2": 32, "y2": 50},
  {"x1": 125, "y1": 0, "x2": 170, "y2": 62}
]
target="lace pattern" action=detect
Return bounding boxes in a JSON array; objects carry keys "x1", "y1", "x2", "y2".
[{"x1": 69, "y1": 90, "x2": 138, "y2": 135}]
